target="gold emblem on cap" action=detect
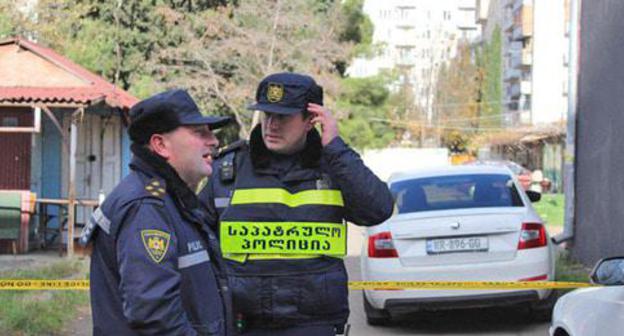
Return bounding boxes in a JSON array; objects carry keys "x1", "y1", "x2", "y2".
[{"x1": 267, "y1": 82, "x2": 284, "y2": 103}]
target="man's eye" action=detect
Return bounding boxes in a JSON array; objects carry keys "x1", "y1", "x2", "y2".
[{"x1": 193, "y1": 128, "x2": 210, "y2": 137}]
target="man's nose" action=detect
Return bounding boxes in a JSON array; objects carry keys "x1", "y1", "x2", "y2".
[
  {"x1": 266, "y1": 115, "x2": 281, "y2": 129},
  {"x1": 205, "y1": 133, "x2": 218, "y2": 148}
]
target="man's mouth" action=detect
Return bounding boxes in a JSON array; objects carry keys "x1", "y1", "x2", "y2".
[
  {"x1": 265, "y1": 134, "x2": 282, "y2": 141},
  {"x1": 202, "y1": 152, "x2": 213, "y2": 162}
]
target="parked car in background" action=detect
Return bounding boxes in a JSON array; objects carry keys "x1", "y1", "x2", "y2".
[
  {"x1": 465, "y1": 160, "x2": 533, "y2": 190},
  {"x1": 361, "y1": 165, "x2": 556, "y2": 325},
  {"x1": 550, "y1": 257, "x2": 624, "y2": 336}
]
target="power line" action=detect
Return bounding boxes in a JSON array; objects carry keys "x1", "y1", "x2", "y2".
[{"x1": 369, "y1": 117, "x2": 528, "y2": 132}]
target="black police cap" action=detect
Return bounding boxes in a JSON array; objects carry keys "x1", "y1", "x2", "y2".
[
  {"x1": 128, "y1": 89, "x2": 230, "y2": 144},
  {"x1": 247, "y1": 72, "x2": 323, "y2": 115}
]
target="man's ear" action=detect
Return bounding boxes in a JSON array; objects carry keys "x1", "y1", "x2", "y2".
[
  {"x1": 304, "y1": 113, "x2": 314, "y2": 132},
  {"x1": 305, "y1": 120, "x2": 314, "y2": 132},
  {"x1": 149, "y1": 134, "x2": 171, "y2": 159}
]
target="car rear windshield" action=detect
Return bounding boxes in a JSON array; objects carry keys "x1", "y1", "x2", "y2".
[{"x1": 391, "y1": 174, "x2": 524, "y2": 214}]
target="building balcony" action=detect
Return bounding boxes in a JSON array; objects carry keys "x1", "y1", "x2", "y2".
[
  {"x1": 510, "y1": 80, "x2": 532, "y2": 97},
  {"x1": 395, "y1": 56, "x2": 416, "y2": 67},
  {"x1": 522, "y1": 50, "x2": 532, "y2": 65},
  {"x1": 513, "y1": 0, "x2": 533, "y2": 14},
  {"x1": 504, "y1": 68, "x2": 521, "y2": 82},
  {"x1": 521, "y1": 80, "x2": 532, "y2": 94},
  {"x1": 510, "y1": 49, "x2": 532, "y2": 68},
  {"x1": 510, "y1": 54, "x2": 522, "y2": 69},
  {"x1": 394, "y1": 18, "x2": 415, "y2": 29},
  {"x1": 512, "y1": 25, "x2": 532, "y2": 40},
  {"x1": 507, "y1": 41, "x2": 523, "y2": 54},
  {"x1": 504, "y1": 17, "x2": 515, "y2": 32}
]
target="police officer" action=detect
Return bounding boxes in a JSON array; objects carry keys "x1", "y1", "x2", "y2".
[
  {"x1": 81, "y1": 89, "x2": 232, "y2": 335},
  {"x1": 199, "y1": 73, "x2": 394, "y2": 335}
]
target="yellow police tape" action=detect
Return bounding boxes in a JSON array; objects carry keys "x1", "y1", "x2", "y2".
[
  {"x1": 347, "y1": 281, "x2": 598, "y2": 290},
  {"x1": 0, "y1": 280, "x2": 597, "y2": 291},
  {"x1": 0, "y1": 280, "x2": 90, "y2": 290}
]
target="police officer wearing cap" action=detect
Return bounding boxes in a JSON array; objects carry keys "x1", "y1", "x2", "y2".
[
  {"x1": 82, "y1": 89, "x2": 233, "y2": 335},
  {"x1": 199, "y1": 73, "x2": 394, "y2": 335}
]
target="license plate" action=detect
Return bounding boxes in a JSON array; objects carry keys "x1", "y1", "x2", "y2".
[{"x1": 426, "y1": 236, "x2": 489, "y2": 254}]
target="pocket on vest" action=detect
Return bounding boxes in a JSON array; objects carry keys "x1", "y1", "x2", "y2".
[{"x1": 297, "y1": 267, "x2": 349, "y2": 317}]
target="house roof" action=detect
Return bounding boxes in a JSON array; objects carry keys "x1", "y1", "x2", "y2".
[
  {"x1": 471, "y1": 123, "x2": 566, "y2": 148},
  {"x1": 0, "y1": 37, "x2": 138, "y2": 110}
]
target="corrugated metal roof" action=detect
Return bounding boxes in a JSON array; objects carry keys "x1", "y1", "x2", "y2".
[{"x1": 0, "y1": 37, "x2": 138, "y2": 110}]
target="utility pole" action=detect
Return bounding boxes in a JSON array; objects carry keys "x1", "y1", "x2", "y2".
[{"x1": 555, "y1": 0, "x2": 579, "y2": 244}]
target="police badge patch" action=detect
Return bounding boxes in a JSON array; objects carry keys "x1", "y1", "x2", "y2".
[
  {"x1": 316, "y1": 173, "x2": 332, "y2": 190},
  {"x1": 141, "y1": 230, "x2": 171, "y2": 263},
  {"x1": 267, "y1": 82, "x2": 284, "y2": 103}
]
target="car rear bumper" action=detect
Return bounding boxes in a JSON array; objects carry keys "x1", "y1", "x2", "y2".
[
  {"x1": 383, "y1": 290, "x2": 540, "y2": 314},
  {"x1": 361, "y1": 246, "x2": 554, "y2": 309}
]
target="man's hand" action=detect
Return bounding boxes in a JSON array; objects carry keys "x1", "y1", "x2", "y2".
[{"x1": 308, "y1": 103, "x2": 338, "y2": 147}]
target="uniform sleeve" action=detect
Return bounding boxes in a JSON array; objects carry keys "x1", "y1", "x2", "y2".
[
  {"x1": 322, "y1": 136, "x2": 394, "y2": 226},
  {"x1": 116, "y1": 200, "x2": 198, "y2": 336}
]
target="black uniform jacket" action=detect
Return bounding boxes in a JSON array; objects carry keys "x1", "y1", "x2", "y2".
[
  {"x1": 84, "y1": 145, "x2": 231, "y2": 335},
  {"x1": 199, "y1": 126, "x2": 393, "y2": 330}
]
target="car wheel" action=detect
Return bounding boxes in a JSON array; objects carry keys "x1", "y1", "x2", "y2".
[
  {"x1": 528, "y1": 290, "x2": 559, "y2": 322},
  {"x1": 553, "y1": 327, "x2": 570, "y2": 336},
  {"x1": 363, "y1": 292, "x2": 391, "y2": 326}
]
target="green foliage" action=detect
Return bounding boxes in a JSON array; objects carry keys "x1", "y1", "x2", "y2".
[
  {"x1": 556, "y1": 251, "x2": 591, "y2": 289},
  {"x1": 0, "y1": 291, "x2": 89, "y2": 335},
  {"x1": 32, "y1": 0, "x2": 236, "y2": 90},
  {"x1": 340, "y1": 76, "x2": 389, "y2": 106},
  {"x1": 0, "y1": 259, "x2": 84, "y2": 279},
  {"x1": 3, "y1": 0, "x2": 373, "y2": 145},
  {"x1": 0, "y1": 259, "x2": 89, "y2": 336},
  {"x1": 434, "y1": 43, "x2": 481, "y2": 152},
  {"x1": 0, "y1": 11, "x2": 13, "y2": 38},
  {"x1": 339, "y1": 0, "x2": 373, "y2": 54},
  {"x1": 534, "y1": 193, "x2": 565, "y2": 228},
  {"x1": 337, "y1": 74, "x2": 395, "y2": 149},
  {"x1": 479, "y1": 26, "x2": 503, "y2": 128},
  {"x1": 0, "y1": 1, "x2": 27, "y2": 38}
]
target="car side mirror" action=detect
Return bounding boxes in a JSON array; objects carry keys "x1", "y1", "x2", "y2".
[
  {"x1": 526, "y1": 190, "x2": 541, "y2": 203},
  {"x1": 590, "y1": 256, "x2": 624, "y2": 285}
]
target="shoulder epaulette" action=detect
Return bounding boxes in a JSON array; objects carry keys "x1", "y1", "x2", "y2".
[
  {"x1": 144, "y1": 178, "x2": 167, "y2": 199},
  {"x1": 216, "y1": 140, "x2": 248, "y2": 159}
]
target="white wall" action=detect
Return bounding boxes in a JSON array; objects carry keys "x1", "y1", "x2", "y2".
[
  {"x1": 362, "y1": 147, "x2": 450, "y2": 181},
  {"x1": 532, "y1": 0, "x2": 567, "y2": 124}
]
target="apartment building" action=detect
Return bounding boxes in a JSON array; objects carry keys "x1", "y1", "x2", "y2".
[
  {"x1": 480, "y1": 0, "x2": 568, "y2": 126},
  {"x1": 348, "y1": 0, "x2": 479, "y2": 122},
  {"x1": 477, "y1": 0, "x2": 569, "y2": 126}
]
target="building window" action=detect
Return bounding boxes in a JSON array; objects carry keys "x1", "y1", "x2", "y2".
[
  {"x1": 522, "y1": 96, "x2": 532, "y2": 110},
  {"x1": 2, "y1": 117, "x2": 18, "y2": 127}
]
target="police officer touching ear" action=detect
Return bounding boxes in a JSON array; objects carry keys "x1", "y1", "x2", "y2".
[
  {"x1": 81, "y1": 89, "x2": 232, "y2": 335},
  {"x1": 199, "y1": 73, "x2": 394, "y2": 335}
]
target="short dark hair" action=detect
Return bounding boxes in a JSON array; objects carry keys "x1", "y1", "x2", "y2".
[{"x1": 302, "y1": 109, "x2": 311, "y2": 119}]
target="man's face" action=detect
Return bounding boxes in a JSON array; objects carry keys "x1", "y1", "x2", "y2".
[
  {"x1": 160, "y1": 125, "x2": 219, "y2": 187},
  {"x1": 261, "y1": 111, "x2": 313, "y2": 155}
]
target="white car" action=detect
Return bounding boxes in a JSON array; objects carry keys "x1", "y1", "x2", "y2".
[
  {"x1": 550, "y1": 257, "x2": 624, "y2": 336},
  {"x1": 360, "y1": 165, "x2": 556, "y2": 325}
]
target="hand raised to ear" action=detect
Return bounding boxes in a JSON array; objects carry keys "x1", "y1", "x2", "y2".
[{"x1": 308, "y1": 103, "x2": 338, "y2": 147}]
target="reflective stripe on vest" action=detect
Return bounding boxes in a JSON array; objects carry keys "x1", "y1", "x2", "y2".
[
  {"x1": 220, "y1": 221, "x2": 346, "y2": 256},
  {"x1": 230, "y1": 188, "x2": 344, "y2": 208}
]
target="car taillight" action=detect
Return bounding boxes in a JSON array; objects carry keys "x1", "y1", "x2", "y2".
[
  {"x1": 368, "y1": 231, "x2": 398, "y2": 258},
  {"x1": 517, "y1": 223, "x2": 547, "y2": 249},
  {"x1": 519, "y1": 274, "x2": 549, "y2": 281}
]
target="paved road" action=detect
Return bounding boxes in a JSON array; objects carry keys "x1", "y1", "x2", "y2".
[{"x1": 344, "y1": 224, "x2": 550, "y2": 336}]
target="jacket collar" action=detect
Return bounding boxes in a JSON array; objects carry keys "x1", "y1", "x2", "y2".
[
  {"x1": 130, "y1": 143, "x2": 200, "y2": 211},
  {"x1": 249, "y1": 124, "x2": 322, "y2": 171}
]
